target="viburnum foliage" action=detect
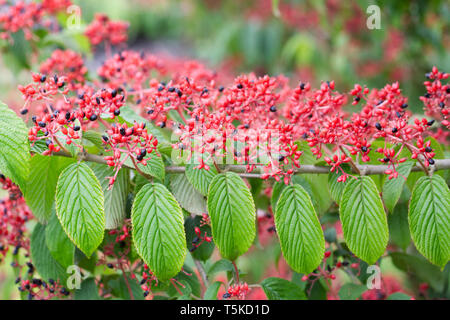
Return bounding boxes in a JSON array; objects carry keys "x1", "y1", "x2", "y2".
[{"x1": 0, "y1": 1, "x2": 449, "y2": 301}]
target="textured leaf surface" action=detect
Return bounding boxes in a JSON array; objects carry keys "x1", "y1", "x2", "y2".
[
  {"x1": 271, "y1": 175, "x2": 315, "y2": 211},
  {"x1": 207, "y1": 172, "x2": 256, "y2": 261},
  {"x1": 382, "y1": 161, "x2": 413, "y2": 212},
  {"x1": 25, "y1": 155, "x2": 74, "y2": 222},
  {"x1": 296, "y1": 141, "x2": 332, "y2": 214},
  {"x1": 275, "y1": 184, "x2": 325, "y2": 274},
  {"x1": 408, "y1": 175, "x2": 450, "y2": 268},
  {"x1": 170, "y1": 174, "x2": 207, "y2": 215},
  {"x1": 185, "y1": 164, "x2": 218, "y2": 196},
  {"x1": 55, "y1": 162, "x2": 105, "y2": 257},
  {"x1": 89, "y1": 163, "x2": 128, "y2": 229},
  {"x1": 340, "y1": 176, "x2": 388, "y2": 264},
  {"x1": 0, "y1": 102, "x2": 30, "y2": 189},
  {"x1": 30, "y1": 223, "x2": 67, "y2": 283},
  {"x1": 131, "y1": 183, "x2": 186, "y2": 280},
  {"x1": 260, "y1": 277, "x2": 306, "y2": 300}
]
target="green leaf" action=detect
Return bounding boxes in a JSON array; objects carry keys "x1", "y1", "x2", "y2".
[
  {"x1": 74, "y1": 278, "x2": 100, "y2": 300},
  {"x1": 328, "y1": 164, "x2": 351, "y2": 204},
  {"x1": 382, "y1": 161, "x2": 414, "y2": 212},
  {"x1": 131, "y1": 183, "x2": 187, "y2": 280},
  {"x1": 271, "y1": 175, "x2": 316, "y2": 211},
  {"x1": 386, "y1": 292, "x2": 413, "y2": 300},
  {"x1": 260, "y1": 277, "x2": 306, "y2": 300},
  {"x1": 207, "y1": 172, "x2": 256, "y2": 261},
  {"x1": 338, "y1": 283, "x2": 367, "y2": 300},
  {"x1": 30, "y1": 223, "x2": 67, "y2": 283},
  {"x1": 204, "y1": 281, "x2": 222, "y2": 300},
  {"x1": 207, "y1": 259, "x2": 234, "y2": 278},
  {"x1": 303, "y1": 173, "x2": 332, "y2": 214},
  {"x1": 74, "y1": 248, "x2": 97, "y2": 273},
  {"x1": 170, "y1": 174, "x2": 207, "y2": 215},
  {"x1": 185, "y1": 164, "x2": 218, "y2": 196},
  {"x1": 390, "y1": 252, "x2": 444, "y2": 292},
  {"x1": 55, "y1": 162, "x2": 105, "y2": 257},
  {"x1": 89, "y1": 163, "x2": 129, "y2": 229},
  {"x1": 296, "y1": 141, "x2": 332, "y2": 214},
  {"x1": 274, "y1": 184, "x2": 325, "y2": 274},
  {"x1": 82, "y1": 130, "x2": 104, "y2": 149},
  {"x1": 0, "y1": 101, "x2": 30, "y2": 190},
  {"x1": 123, "y1": 149, "x2": 165, "y2": 182},
  {"x1": 408, "y1": 175, "x2": 450, "y2": 268},
  {"x1": 25, "y1": 155, "x2": 74, "y2": 222},
  {"x1": 139, "y1": 151, "x2": 165, "y2": 182},
  {"x1": 271, "y1": 179, "x2": 286, "y2": 211},
  {"x1": 45, "y1": 210, "x2": 75, "y2": 268},
  {"x1": 108, "y1": 275, "x2": 144, "y2": 300},
  {"x1": 339, "y1": 176, "x2": 388, "y2": 265},
  {"x1": 366, "y1": 139, "x2": 391, "y2": 191},
  {"x1": 388, "y1": 204, "x2": 411, "y2": 251}
]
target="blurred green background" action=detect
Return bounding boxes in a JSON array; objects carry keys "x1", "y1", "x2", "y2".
[
  {"x1": 1, "y1": 0, "x2": 450, "y2": 113},
  {"x1": 76, "y1": 0, "x2": 450, "y2": 110}
]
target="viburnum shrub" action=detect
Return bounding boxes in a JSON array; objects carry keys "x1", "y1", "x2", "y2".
[{"x1": 0, "y1": 1, "x2": 449, "y2": 301}]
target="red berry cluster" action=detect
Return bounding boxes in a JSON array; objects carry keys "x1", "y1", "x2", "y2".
[
  {"x1": 84, "y1": 13, "x2": 128, "y2": 48},
  {"x1": 0, "y1": 0, "x2": 71, "y2": 40},
  {"x1": 420, "y1": 66, "x2": 450, "y2": 131},
  {"x1": 288, "y1": 77, "x2": 442, "y2": 182},
  {"x1": 223, "y1": 282, "x2": 250, "y2": 300},
  {"x1": 140, "y1": 266, "x2": 159, "y2": 299},
  {"x1": 0, "y1": 175, "x2": 32, "y2": 263},
  {"x1": 21, "y1": 70, "x2": 127, "y2": 156},
  {"x1": 301, "y1": 251, "x2": 339, "y2": 283},
  {"x1": 98, "y1": 50, "x2": 165, "y2": 91},
  {"x1": 108, "y1": 223, "x2": 131, "y2": 243},
  {"x1": 189, "y1": 226, "x2": 212, "y2": 253},
  {"x1": 17, "y1": 276, "x2": 70, "y2": 300},
  {"x1": 13, "y1": 6, "x2": 448, "y2": 186},
  {"x1": 102, "y1": 122, "x2": 159, "y2": 187},
  {"x1": 39, "y1": 49, "x2": 87, "y2": 90},
  {"x1": 199, "y1": 213, "x2": 211, "y2": 227}
]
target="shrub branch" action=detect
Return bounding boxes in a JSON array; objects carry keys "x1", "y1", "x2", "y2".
[{"x1": 51, "y1": 150, "x2": 450, "y2": 179}]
